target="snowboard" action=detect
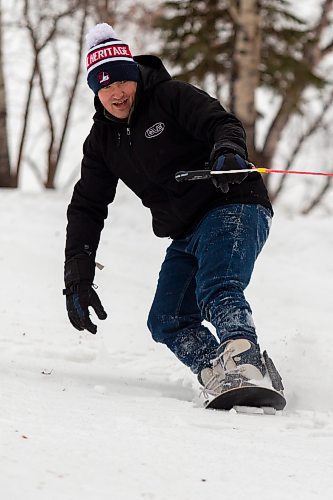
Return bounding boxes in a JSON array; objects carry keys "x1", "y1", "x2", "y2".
[{"x1": 205, "y1": 385, "x2": 286, "y2": 413}]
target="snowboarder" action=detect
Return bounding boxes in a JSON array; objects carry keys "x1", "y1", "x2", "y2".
[{"x1": 63, "y1": 23, "x2": 283, "y2": 407}]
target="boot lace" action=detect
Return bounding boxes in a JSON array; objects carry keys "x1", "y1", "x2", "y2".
[{"x1": 200, "y1": 346, "x2": 247, "y2": 399}]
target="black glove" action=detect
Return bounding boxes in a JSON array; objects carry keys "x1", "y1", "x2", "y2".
[
  {"x1": 211, "y1": 152, "x2": 249, "y2": 193},
  {"x1": 63, "y1": 255, "x2": 107, "y2": 334},
  {"x1": 64, "y1": 283, "x2": 107, "y2": 334}
]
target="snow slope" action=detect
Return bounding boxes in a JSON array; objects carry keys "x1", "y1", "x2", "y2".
[{"x1": 1, "y1": 187, "x2": 333, "y2": 500}]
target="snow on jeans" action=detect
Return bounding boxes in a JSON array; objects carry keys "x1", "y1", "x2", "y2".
[{"x1": 147, "y1": 204, "x2": 272, "y2": 374}]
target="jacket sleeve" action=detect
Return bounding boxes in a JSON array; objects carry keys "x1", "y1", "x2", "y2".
[
  {"x1": 157, "y1": 80, "x2": 248, "y2": 159},
  {"x1": 65, "y1": 126, "x2": 118, "y2": 260}
]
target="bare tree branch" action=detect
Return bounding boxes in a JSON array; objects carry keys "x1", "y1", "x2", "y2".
[
  {"x1": 13, "y1": 59, "x2": 38, "y2": 186},
  {"x1": 15, "y1": 0, "x2": 81, "y2": 186},
  {"x1": 261, "y1": 85, "x2": 302, "y2": 164},
  {"x1": 271, "y1": 87, "x2": 333, "y2": 201},
  {"x1": 261, "y1": 0, "x2": 333, "y2": 194},
  {"x1": 0, "y1": 6, "x2": 13, "y2": 186},
  {"x1": 301, "y1": 175, "x2": 332, "y2": 214},
  {"x1": 46, "y1": 1, "x2": 89, "y2": 188},
  {"x1": 307, "y1": 0, "x2": 333, "y2": 66}
]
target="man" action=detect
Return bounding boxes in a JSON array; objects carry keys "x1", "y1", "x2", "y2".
[{"x1": 64, "y1": 23, "x2": 276, "y2": 401}]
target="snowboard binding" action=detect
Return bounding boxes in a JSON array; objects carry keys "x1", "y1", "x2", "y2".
[{"x1": 200, "y1": 339, "x2": 286, "y2": 412}]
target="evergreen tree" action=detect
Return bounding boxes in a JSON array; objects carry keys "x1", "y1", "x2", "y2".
[
  {"x1": 155, "y1": 0, "x2": 332, "y2": 196},
  {"x1": 156, "y1": 0, "x2": 234, "y2": 94},
  {"x1": 156, "y1": 0, "x2": 324, "y2": 101}
]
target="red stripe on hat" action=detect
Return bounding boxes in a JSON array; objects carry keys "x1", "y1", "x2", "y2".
[{"x1": 86, "y1": 43, "x2": 133, "y2": 71}]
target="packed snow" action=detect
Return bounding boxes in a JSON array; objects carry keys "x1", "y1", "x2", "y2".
[{"x1": 1, "y1": 185, "x2": 333, "y2": 500}]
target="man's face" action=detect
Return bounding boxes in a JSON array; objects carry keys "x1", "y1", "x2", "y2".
[{"x1": 98, "y1": 81, "x2": 137, "y2": 119}]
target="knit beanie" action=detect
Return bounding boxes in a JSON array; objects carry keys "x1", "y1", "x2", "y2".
[{"x1": 86, "y1": 23, "x2": 139, "y2": 94}]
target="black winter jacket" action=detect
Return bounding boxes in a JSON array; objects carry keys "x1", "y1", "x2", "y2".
[{"x1": 65, "y1": 56, "x2": 272, "y2": 260}]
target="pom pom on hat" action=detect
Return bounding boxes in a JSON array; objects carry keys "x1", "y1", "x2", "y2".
[
  {"x1": 85, "y1": 23, "x2": 139, "y2": 94},
  {"x1": 86, "y1": 23, "x2": 119, "y2": 50}
]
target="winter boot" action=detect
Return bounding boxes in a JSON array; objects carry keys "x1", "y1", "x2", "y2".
[
  {"x1": 198, "y1": 362, "x2": 225, "y2": 398},
  {"x1": 199, "y1": 338, "x2": 266, "y2": 398},
  {"x1": 217, "y1": 338, "x2": 266, "y2": 383}
]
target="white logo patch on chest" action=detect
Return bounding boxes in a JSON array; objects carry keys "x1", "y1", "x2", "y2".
[{"x1": 145, "y1": 122, "x2": 165, "y2": 139}]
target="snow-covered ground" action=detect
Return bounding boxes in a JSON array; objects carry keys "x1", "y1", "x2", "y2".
[{"x1": 1, "y1": 187, "x2": 333, "y2": 500}]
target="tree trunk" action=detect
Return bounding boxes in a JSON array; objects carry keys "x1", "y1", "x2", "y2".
[
  {"x1": 44, "y1": 161, "x2": 57, "y2": 189},
  {"x1": 230, "y1": 0, "x2": 261, "y2": 161},
  {"x1": 0, "y1": 7, "x2": 15, "y2": 187}
]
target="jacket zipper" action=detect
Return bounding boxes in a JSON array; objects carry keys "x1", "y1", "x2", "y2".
[
  {"x1": 116, "y1": 128, "x2": 132, "y2": 147},
  {"x1": 126, "y1": 106, "x2": 135, "y2": 147},
  {"x1": 126, "y1": 127, "x2": 132, "y2": 146}
]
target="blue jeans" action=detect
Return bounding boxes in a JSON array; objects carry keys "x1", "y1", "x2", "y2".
[{"x1": 147, "y1": 204, "x2": 271, "y2": 374}]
